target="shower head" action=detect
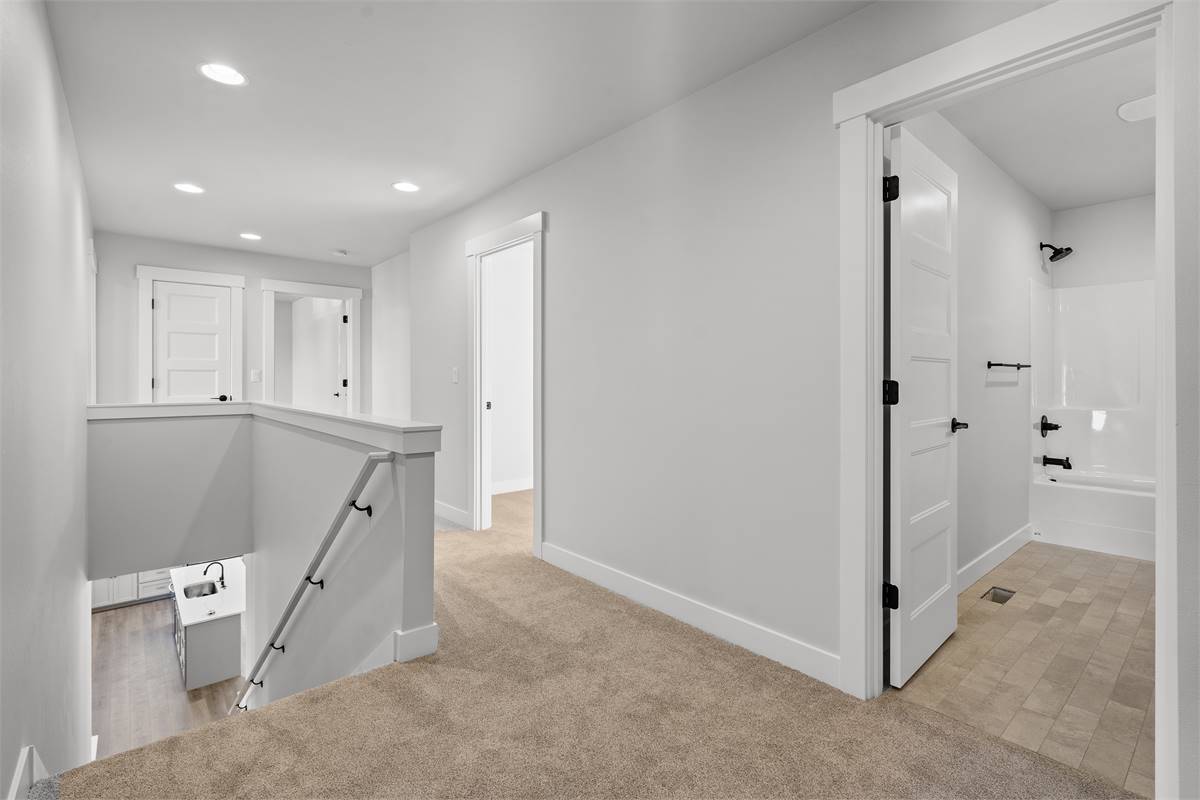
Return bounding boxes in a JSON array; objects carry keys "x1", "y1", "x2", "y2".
[{"x1": 1040, "y1": 242, "x2": 1074, "y2": 263}]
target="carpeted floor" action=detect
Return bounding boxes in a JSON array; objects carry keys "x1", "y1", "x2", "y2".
[{"x1": 61, "y1": 491, "x2": 1132, "y2": 799}]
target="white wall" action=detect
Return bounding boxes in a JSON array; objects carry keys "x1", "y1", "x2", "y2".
[
  {"x1": 1050, "y1": 195, "x2": 1155, "y2": 288},
  {"x1": 370, "y1": 252, "x2": 412, "y2": 420},
  {"x1": 273, "y1": 298, "x2": 294, "y2": 405},
  {"x1": 484, "y1": 241, "x2": 534, "y2": 494},
  {"x1": 404, "y1": 2, "x2": 1043, "y2": 666},
  {"x1": 94, "y1": 231, "x2": 371, "y2": 405},
  {"x1": 902, "y1": 113, "x2": 1052, "y2": 575},
  {"x1": 0, "y1": 0, "x2": 94, "y2": 778}
]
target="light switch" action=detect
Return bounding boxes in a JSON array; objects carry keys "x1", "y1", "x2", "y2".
[
  {"x1": 451, "y1": 367, "x2": 460, "y2": 384},
  {"x1": 250, "y1": 369, "x2": 263, "y2": 383}
]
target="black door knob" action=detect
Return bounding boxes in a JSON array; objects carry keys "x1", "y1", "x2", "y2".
[
  {"x1": 210, "y1": 395, "x2": 229, "y2": 402},
  {"x1": 951, "y1": 417, "x2": 969, "y2": 432}
]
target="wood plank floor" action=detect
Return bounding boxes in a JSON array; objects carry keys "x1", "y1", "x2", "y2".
[
  {"x1": 92, "y1": 598, "x2": 241, "y2": 759},
  {"x1": 897, "y1": 541, "x2": 1155, "y2": 797}
]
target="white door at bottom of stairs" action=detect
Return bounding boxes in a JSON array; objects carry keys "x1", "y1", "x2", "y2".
[{"x1": 888, "y1": 126, "x2": 960, "y2": 688}]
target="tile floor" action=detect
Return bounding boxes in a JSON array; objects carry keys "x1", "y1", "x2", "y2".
[{"x1": 897, "y1": 540, "x2": 1155, "y2": 797}]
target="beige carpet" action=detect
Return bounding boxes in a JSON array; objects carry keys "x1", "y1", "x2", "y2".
[{"x1": 63, "y1": 492, "x2": 1132, "y2": 799}]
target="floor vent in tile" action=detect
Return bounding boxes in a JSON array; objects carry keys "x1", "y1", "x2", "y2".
[{"x1": 981, "y1": 586, "x2": 1016, "y2": 604}]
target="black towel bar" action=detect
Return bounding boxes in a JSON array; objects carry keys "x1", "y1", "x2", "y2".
[{"x1": 987, "y1": 361, "x2": 1031, "y2": 370}]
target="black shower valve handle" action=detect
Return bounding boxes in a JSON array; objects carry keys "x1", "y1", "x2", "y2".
[{"x1": 1040, "y1": 415, "x2": 1062, "y2": 438}]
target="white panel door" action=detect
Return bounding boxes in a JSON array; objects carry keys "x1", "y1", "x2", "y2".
[
  {"x1": 291, "y1": 297, "x2": 346, "y2": 414},
  {"x1": 889, "y1": 127, "x2": 959, "y2": 687},
  {"x1": 153, "y1": 281, "x2": 233, "y2": 402}
]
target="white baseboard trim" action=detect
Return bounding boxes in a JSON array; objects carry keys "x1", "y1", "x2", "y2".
[
  {"x1": 957, "y1": 523, "x2": 1034, "y2": 591},
  {"x1": 492, "y1": 478, "x2": 533, "y2": 495},
  {"x1": 354, "y1": 623, "x2": 440, "y2": 675},
  {"x1": 394, "y1": 622, "x2": 440, "y2": 662},
  {"x1": 90, "y1": 735, "x2": 98, "y2": 763},
  {"x1": 6, "y1": 745, "x2": 47, "y2": 800},
  {"x1": 435, "y1": 501, "x2": 471, "y2": 529},
  {"x1": 541, "y1": 543, "x2": 840, "y2": 687}
]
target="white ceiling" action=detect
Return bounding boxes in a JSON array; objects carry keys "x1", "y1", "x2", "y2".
[
  {"x1": 46, "y1": 1, "x2": 866, "y2": 267},
  {"x1": 941, "y1": 38, "x2": 1155, "y2": 212}
]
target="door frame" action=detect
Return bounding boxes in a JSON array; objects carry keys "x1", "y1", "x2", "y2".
[
  {"x1": 136, "y1": 265, "x2": 245, "y2": 403},
  {"x1": 467, "y1": 212, "x2": 545, "y2": 555},
  {"x1": 260, "y1": 278, "x2": 364, "y2": 413},
  {"x1": 834, "y1": 0, "x2": 1192, "y2": 793}
]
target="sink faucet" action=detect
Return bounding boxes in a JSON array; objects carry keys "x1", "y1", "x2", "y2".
[{"x1": 203, "y1": 561, "x2": 226, "y2": 589}]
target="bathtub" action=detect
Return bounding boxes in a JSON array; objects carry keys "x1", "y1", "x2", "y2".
[{"x1": 1030, "y1": 471, "x2": 1155, "y2": 561}]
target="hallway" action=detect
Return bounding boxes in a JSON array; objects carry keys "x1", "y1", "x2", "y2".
[{"x1": 61, "y1": 494, "x2": 1128, "y2": 798}]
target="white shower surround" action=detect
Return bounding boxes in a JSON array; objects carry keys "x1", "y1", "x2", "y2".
[{"x1": 1030, "y1": 278, "x2": 1155, "y2": 560}]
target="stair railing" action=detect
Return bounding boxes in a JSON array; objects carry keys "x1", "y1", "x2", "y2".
[{"x1": 229, "y1": 450, "x2": 395, "y2": 714}]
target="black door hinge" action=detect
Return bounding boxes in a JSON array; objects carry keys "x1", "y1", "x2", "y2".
[
  {"x1": 883, "y1": 175, "x2": 899, "y2": 203},
  {"x1": 342, "y1": 379, "x2": 348, "y2": 388},
  {"x1": 150, "y1": 298, "x2": 156, "y2": 309},
  {"x1": 882, "y1": 379, "x2": 899, "y2": 406},
  {"x1": 151, "y1": 377, "x2": 156, "y2": 389},
  {"x1": 883, "y1": 582, "x2": 899, "y2": 610},
  {"x1": 342, "y1": 314, "x2": 349, "y2": 323}
]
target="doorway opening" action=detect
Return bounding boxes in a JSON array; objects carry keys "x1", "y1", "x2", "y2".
[
  {"x1": 883, "y1": 37, "x2": 1158, "y2": 795},
  {"x1": 836, "y1": 3, "x2": 1187, "y2": 796},
  {"x1": 261, "y1": 279, "x2": 363, "y2": 414},
  {"x1": 467, "y1": 212, "x2": 545, "y2": 554}
]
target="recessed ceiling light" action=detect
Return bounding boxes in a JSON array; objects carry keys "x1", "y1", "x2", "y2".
[
  {"x1": 1117, "y1": 94, "x2": 1155, "y2": 123},
  {"x1": 173, "y1": 182, "x2": 205, "y2": 194},
  {"x1": 391, "y1": 181, "x2": 420, "y2": 193},
  {"x1": 240, "y1": 232, "x2": 262, "y2": 241},
  {"x1": 199, "y1": 63, "x2": 247, "y2": 86}
]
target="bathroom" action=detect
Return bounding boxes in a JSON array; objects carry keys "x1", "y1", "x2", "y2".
[
  {"x1": 888, "y1": 35, "x2": 1157, "y2": 796},
  {"x1": 1030, "y1": 195, "x2": 1156, "y2": 561}
]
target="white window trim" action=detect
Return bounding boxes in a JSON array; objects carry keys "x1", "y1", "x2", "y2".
[
  {"x1": 466, "y1": 212, "x2": 545, "y2": 556},
  {"x1": 136, "y1": 265, "x2": 245, "y2": 403},
  {"x1": 260, "y1": 279, "x2": 364, "y2": 413},
  {"x1": 833, "y1": 2, "x2": 1193, "y2": 796}
]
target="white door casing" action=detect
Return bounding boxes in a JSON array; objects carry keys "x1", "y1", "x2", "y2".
[
  {"x1": 889, "y1": 127, "x2": 959, "y2": 687},
  {"x1": 152, "y1": 281, "x2": 233, "y2": 402}
]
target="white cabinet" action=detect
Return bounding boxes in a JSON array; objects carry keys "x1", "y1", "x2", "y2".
[{"x1": 92, "y1": 565, "x2": 179, "y2": 609}]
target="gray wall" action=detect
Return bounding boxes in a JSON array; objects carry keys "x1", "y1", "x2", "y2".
[
  {"x1": 246, "y1": 420, "x2": 432, "y2": 706},
  {"x1": 371, "y1": 252, "x2": 412, "y2": 419},
  {"x1": 902, "y1": 112, "x2": 1052, "y2": 574},
  {"x1": 274, "y1": 298, "x2": 294, "y2": 404},
  {"x1": 404, "y1": 1, "x2": 1042, "y2": 655},
  {"x1": 0, "y1": 0, "x2": 94, "y2": 777},
  {"x1": 87, "y1": 416, "x2": 254, "y2": 577},
  {"x1": 94, "y1": 230, "x2": 372, "y2": 407}
]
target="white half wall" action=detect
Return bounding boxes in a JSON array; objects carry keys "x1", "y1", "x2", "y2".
[
  {"x1": 93, "y1": 231, "x2": 371, "y2": 406},
  {"x1": 87, "y1": 415, "x2": 254, "y2": 577},
  {"x1": 371, "y1": 252, "x2": 412, "y2": 420},
  {"x1": 0, "y1": 0, "x2": 94, "y2": 779},
  {"x1": 406, "y1": 2, "x2": 1044, "y2": 667},
  {"x1": 901, "y1": 112, "x2": 1052, "y2": 575}
]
